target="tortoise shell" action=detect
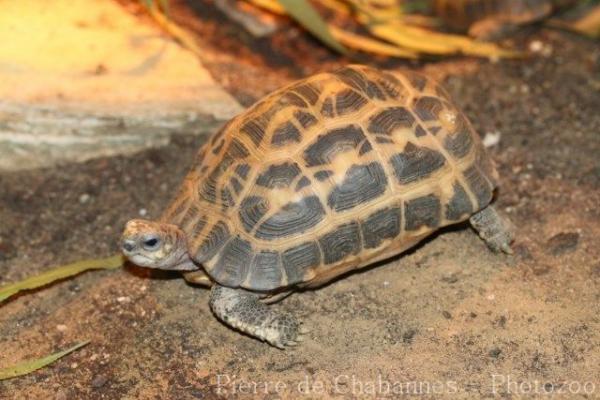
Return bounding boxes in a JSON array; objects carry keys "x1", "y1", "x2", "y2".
[
  {"x1": 161, "y1": 65, "x2": 498, "y2": 291},
  {"x1": 434, "y1": 0, "x2": 552, "y2": 32}
]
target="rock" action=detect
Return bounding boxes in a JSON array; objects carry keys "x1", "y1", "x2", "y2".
[
  {"x1": 78, "y1": 194, "x2": 91, "y2": 204},
  {"x1": 546, "y1": 232, "x2": 580, "y2": 256},
  {"x1": 0, "y1": 0, "x2": 243, "y2": 171},
  {"x1": 513, "y1": 244, "x2": 533, "y2": 261},
  {"x1": 440, "y1": 273, "x2": 459, "y2": 284},
  {"x1": 489, "y1": 347, "x2": 502, "y2": 358},
  {"x1": 532, "y1": 264, "x2": 551, "y2": 276},
  {"x1": 494, "y1": 315, "x2": 507, "y2": 328},
  {"x1": 402, "y1": 329, "x2": 417, "y2": 343},
  {"x1": 91, "y1": 375, "x2": 108, "y2": 388}
]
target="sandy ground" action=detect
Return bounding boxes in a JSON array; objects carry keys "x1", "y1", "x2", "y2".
[{"x1": 0, "y1": 2, "x2": 599, "y2": 399}]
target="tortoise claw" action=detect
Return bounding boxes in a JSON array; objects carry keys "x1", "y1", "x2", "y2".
[
  {"x1": 298, "y1": 325, "x2": 311, "y2": 335},
  {"x1": 501, "y1": 242, "x2": 513, "y2": 255}
]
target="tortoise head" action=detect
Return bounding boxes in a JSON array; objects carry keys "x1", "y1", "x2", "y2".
[{"x1": 120, "y1": 219, "x2": 197, "y2": 271}]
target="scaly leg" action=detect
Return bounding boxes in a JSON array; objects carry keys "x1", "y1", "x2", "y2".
[
  {"x1": 470, "y1": 205, "x2": 514, "y2": 254},
  {"x1": 209, "y1": 284, "x2": 305, "y2": 348}
]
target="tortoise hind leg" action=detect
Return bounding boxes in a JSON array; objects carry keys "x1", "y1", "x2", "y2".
[
  {"x1": 469, "y1": 205, "x2": 514, "y2": 254},
  {"x1": 209, "y1": 284, "x2": 305, "y2": 349}
]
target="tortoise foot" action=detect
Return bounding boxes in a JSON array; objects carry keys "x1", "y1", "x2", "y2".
[
  {"x1": 470, "y1": 205, "x2": 515, "y2": 254},
  {"x1": 209, "y1": 284, "x2": 304, "y2": 349}
]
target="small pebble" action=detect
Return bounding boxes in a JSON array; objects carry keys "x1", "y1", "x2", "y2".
[
  {"x1": 79, "y1": 193, "x2": 90, "y2": 204},
  {"x1": 116, "y1": 296, "x2": 131, "y2": 303},
  {"x1": 547, "y1": 232, "x2": 579, "y2": 256},
  {"x1": 138, "y1": 208, "x2": 148, "y2": 217},
  {"x1": 532, "y1": 264, "x2": 551, "y2": 276},
  {"x1": 442, "y1": 311, "x2": 452, "y2": 319},
  {"x1": 402, "y1": 329, "x2": 417, "y2": 343},
  {"x1": 482, "y1": 131, "x2": 501, "y2": 148},
  {"x1": 91, "y1": 374, "x2": 108, "y2": 388},
  {"x1": 440, "y1": 274, "x2": 459, "y2": 284},
  {"x1": 529, "y1": 40, "x2": 543, "y2": 52},
  {"x1": 68, "y1": 283, "x2": 81, "y2": 292},
  {"x1": 513, "y1": 244, "x2": 532, "y2": 261},
  {"x1": 489, "y1": 348, "x2": 502, "y2": 358},
  {"x1": 529, "y1": 40, "x2": 553, "y2": 57},
  {"x1": 56, "y1": 324, "x2": 67, "y2": 332},
  {"x1": 495, "y1": 315, "x2": 507, "y2": 328}
]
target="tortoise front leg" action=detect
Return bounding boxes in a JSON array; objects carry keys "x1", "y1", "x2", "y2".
[
  {"x1": 470, "y1": 205, "x2": 514, "y2": 254},
  {"x1": 209, "y1": 284, "x2": 306, "y2": 348},
  {"x1": 182, "y1": 270, "x2": 213, "y2": 287}
]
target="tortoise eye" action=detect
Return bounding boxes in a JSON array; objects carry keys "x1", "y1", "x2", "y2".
[{"x1": 142, "y1": 237, "x2": 160, "y2": 250}]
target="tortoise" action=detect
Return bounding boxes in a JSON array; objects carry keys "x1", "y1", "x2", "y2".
[
  {"x1": 120, "y1": 65, "x2": 514, "y2": 348},
  {"x1": 434, "y1": 0, "x2": 555, "y2": 40}
]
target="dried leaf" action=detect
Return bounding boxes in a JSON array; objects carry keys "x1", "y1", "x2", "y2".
[
  {"x1": 399, "y1": 14, "x2": 441, "y2": 29},
  {"x1": 330, "y1": 26, "x2": 417, "y2": 57},
  {"x1": 0, "y1": 341, "x2": 89, "y2": 380},
  {"x1": 277, "y1": 0, "x2": 348, "y2": 54},
  {"x1": 246, "y1": 0, "x2": 286, "y2": 15},
  {"x1": 368, "y1": 21, "x2": 520, "y2": 57},
  {"x1": 246, "y1": 0, "x2": 517, "y2": 58},
  {"x1": 0, "y1": 255, "x2": 123, "y2": 303},
  {"x1": 345, "y1": 0, "x2": 403, "y2": 23},
  {"x1": 146, "y1": 4, "x2": 204, "y2": 57},
  {"x1": 319, "y1": 0, "x2": 352, "y2": 16}
]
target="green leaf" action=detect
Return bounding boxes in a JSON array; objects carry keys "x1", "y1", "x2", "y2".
[
  {"x1": 277, "y1": 0, "x2": 348, "y2": 54},
  {"x1": 0, "y1": 341, "x2": 89, "y2": 380},
  {"x1": 0, "y1": 254, "x2": 123, "y2": 303}
]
